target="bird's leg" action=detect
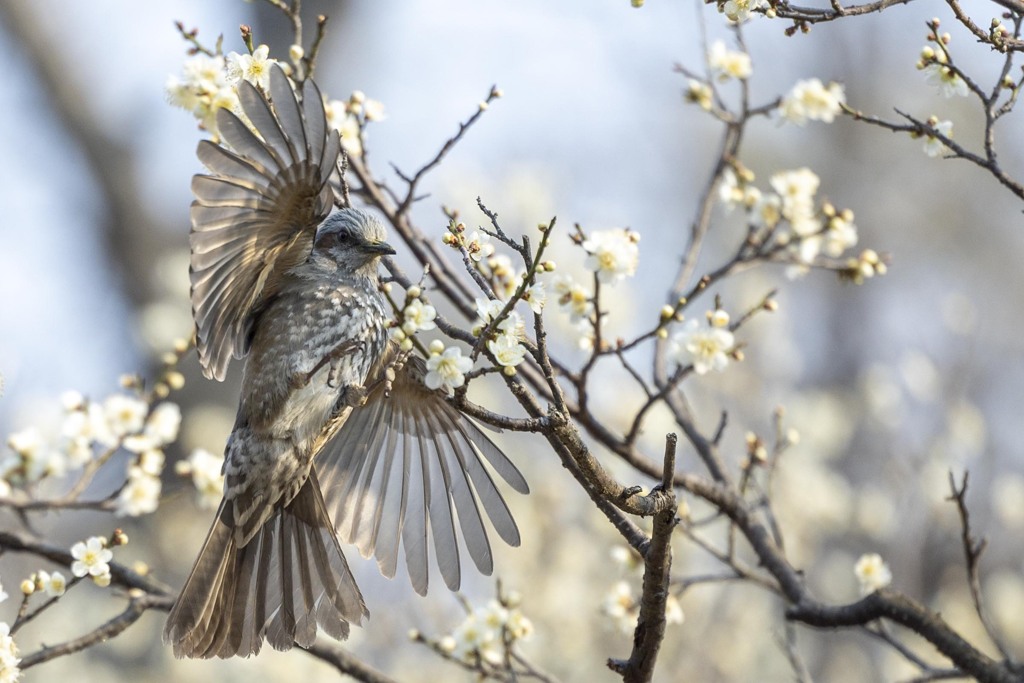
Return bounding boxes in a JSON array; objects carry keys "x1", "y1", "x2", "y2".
[
  {"x1": 332, "y1": 348, "x2": 413, "y2": 415},
  {"x1": 363, "y1": 348, "x2": 412, "y2": 400},
  {"x1": 304, "y1": 339, "x2": 364, "y2": 387}
]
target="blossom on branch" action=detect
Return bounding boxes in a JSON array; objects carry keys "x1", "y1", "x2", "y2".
[
  {"x1": 425, "y1": 347, "x2": 473, "y2": 393},
  {"x1": 122, "y1": 402, "x2": 182, "y2": 453},
  {"x1": 721, "y1": 0, "x2": 766, "y2": 22},
  {"x1": 70, "y1": 537, "x2": 112, "y2": 581},
  {"x1": 226, "y1": 45, "x2": 276, "y2": 90},
  {"x1": 582, "y1": 229, "x2": 640, "y2": 284},
  {"x1": 685, "y1": 79, "x2": 713, "y2": 110},
  {"x1": 922, "y1": 118, "x2": 953, "y2": 157},
  {"x1": 175, "y1": 448, "x2": 226, "y2": 510},
  {"x1": 780, "y1": 79, "x2": 845, "y2": 125},
  {"x1": 923, "y1": 63, "x2": 968, "y2": 98},
  {"x1": 670, "y1": 318, "x2": 735, "y2": 375},
  {"x1": 855, "y1": 553, "x2": 892, "y2": 594},
  {"x1": 0, "y1": 623, "x2": 19, "y2": 683},
  {"x1": 401, "y1": 299, "x2": 437, "y2": 335},
  {"x1": 708, "y1": 41, "x2": 752, "y2": 81},
  {"x1": 116, "y1": 468, "x2": 162, "y2": 517},
  {"x1": 36, "y1": 571, "x2": 66, "y2": 598},
  {"x1": 551, "y1": 275, "x2": 593, "y2": 322},
  {"x1": 487, "y1": 332, "x2": 527, "y2": 369}
]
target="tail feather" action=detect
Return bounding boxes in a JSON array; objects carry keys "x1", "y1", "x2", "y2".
[{"x1": 164, "y1": 470, "x2": 367, "y2": 658}]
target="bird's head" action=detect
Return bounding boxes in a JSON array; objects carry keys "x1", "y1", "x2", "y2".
[{"x1": 314, "y1": 208, "x2": 396, "y2": 275}]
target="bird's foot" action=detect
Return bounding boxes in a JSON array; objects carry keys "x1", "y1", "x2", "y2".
[{"x1": 305, "y1": 339, "x2": 364, "y2": 387}]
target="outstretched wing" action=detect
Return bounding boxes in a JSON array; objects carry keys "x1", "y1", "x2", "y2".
[
  {"x1": 315, "y1": 346, "x2": 530, "y2": 595},
  {"x1": 190, "y1": 64, "x2": 341, "y2": 380}
]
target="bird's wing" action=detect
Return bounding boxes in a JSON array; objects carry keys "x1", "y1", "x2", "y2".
[
  {"x1": 315, "y1": 346, "x2": 529, "y2": 595},
  {"x1": 190, "y1": 64, "x2": 340, "y2": 380}
]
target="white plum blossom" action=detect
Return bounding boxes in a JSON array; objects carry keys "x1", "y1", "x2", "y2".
[
  {"x1": 923, "y1": 119, "x2": 953, "y2": 157},
  {"x1": 708, "y1": 41, "x2": 752, "y2": 81},
  {"x1": 924, "y1": 63, "x2": 969, "y2": 98},
  {"x1": 487, "y1": 333, "x2": 527, "y2": 368},
  {"x1": 486, "y1": 254, "x2": 519, "y2": 300},
  {"x1": 60, "y1": 390, "x2": 84, "y2": 412},
  {"x1": 582, "y1": 229, "x2": 640, "y2": 284},
  {"x1": 70, "y1": 537, "x2": 112, "y2": 579},
  {"x1": 823, "y1": 212, "x2": 858, "y2": 257},
  {"x1": 182, "y1": 54, "x2": 228, "y2": 93},
  {"x1": 61, "y1": 400, "x2": 117, "y2": 458},
  {"x1": 226, "y1": 44, "x2": 275, "y2": 90},
  {"x1": 0, "y1": 623, "x2": 19, "y2": 683},
  {"x1": 670, "y1": 319, "x2": 735, "y2": 375},
  {"x1": 770, "y1": 167, "x2": 820, "y2": 219},
  {"x1": 123, "y1": 402, "x2": 181, "y2": 453},
  {"x1": 474, "y1": 298, "x2": 523, "y2": 335},
  {"x1": 167, "y1": 54, "x2": 243, "y2": 140},
  {"x1": 425, "y1": 347, "x2": 473, "y2": 393},
  {"x1": 551, "y1": 275, "x2": 593, "y2": 322},
  {"x1": 362, "y1": 98, "x2": 386, "y2": 122},
  {"x1": 116, "y1": 468, "x2": 162, "y2": 517},
  {"x1": 401, "y1": 299, "x2": 437, "y2": 335},
  {"x1": 685, "y1": 79, "x2": 713, "y2": 110},
  {"x1": 718, "y1": 168, "x2": 744, "y2": 209},
  {"x1": 750, "y1": 192, "x2": 783, "y2": 229},
  {"x1": 175, "y1": 448, "x2": 226, "y2": 510},
  {"x1": 36, "y1": 571, "x2": 66, "y2": 598},
  {"x1": 855, "y1": 553, "x2": 892, "y2": 594},
  {"x1": 465, "y1": 231, "x2": 495, "y2": 262},
  {"x1": 722, "y1": 0, "x2": 766, "y2": 22},
  {"x1": 602, "y1": 581, "x2": 637, "y2": 633},
  {"x1": 325, "y1": 100, "x2": 363, "y2": 157},
  {"x1": 445, "y1": 599, "x2": 533, "y2": 666},
  {"x1": 665, "y1": 594, "x2": 685, "y2": 625},
  {"x1": 3, "y1": 428, "x2": 65, "y2": 484},
  {"x1": 103, "y1": 394, "x2": 149, "y2": 439},
  {"x1": 521, "y1": 280, "x2": 546, "y2": 315},
  {"x1": 780, "y1": 79, "x2": 846, "y2": 125}
]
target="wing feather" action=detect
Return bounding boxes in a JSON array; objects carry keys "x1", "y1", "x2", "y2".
[
  {"x1": 316, "y1": 347, "x2": 528, "y2": 594},
  {"x1": 189, "y1": 64, "x2": 338, "y2": 381}
]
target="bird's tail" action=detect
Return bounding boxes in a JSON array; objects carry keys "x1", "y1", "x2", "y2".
[{"x1": 164, "y1": 469, "x2": 366, "y2": 658}]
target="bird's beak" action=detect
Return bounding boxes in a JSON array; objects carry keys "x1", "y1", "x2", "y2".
[{"x1": 363, "y1": 240, "x2": 396, "y2": 256}]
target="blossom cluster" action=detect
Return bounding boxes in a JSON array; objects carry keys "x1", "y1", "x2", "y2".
[
  {"x1": 174, "y1": 448, "x2": 227, "y2": 511},
  {"x1": 390, "y1": 286, "x2": 437, "y2": 352},
  {"x1": 167, "y1": 43, "x2": 383, "y2": 156},
  {"x1": 2, "y1": 391, "x2": 180, "y2": 517},
  {"x1": 0, "y1": 623, "x2": 18, "y2": 683},
  {"x1": 435, "y1": 597, "x2": 534, "y2": 666},
  {"x1": 602, "y1": 546, "x2": 684, "y2": 633},
  {"x1": 718, "y1": 165, "x2": 863, "y2": 274},
  {"x1": 916, "y1": 21, "x2": 969, "y2": 99},
  {"x1": 475, "y1": 298, "x2": 529, "y2": 375},
  {"x1": 443, "y1": 224, "x2": 548, "y2": 307},
  {"x1": 324, "y1": 89, "x2": 386, "y2": 158}
]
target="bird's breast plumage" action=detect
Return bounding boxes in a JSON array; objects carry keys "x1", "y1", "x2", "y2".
[{"x1": 240, "y1": 272, "x2": 389, "y2": 438}]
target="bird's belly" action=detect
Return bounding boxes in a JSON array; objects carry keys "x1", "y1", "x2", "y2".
[{"x1": 273, "y1": 370, "x2": 345, "y2": 449}]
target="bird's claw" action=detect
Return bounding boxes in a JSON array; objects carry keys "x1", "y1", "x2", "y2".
[{"x1": 305, "y1": 339, "x2": 365, "y2": 386}]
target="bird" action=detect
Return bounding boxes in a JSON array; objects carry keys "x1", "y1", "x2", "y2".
[{"x1": 164, "y1": 63, "x2": 529, "y2": 659}]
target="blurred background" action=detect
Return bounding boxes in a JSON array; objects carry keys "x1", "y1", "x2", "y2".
[{"x1": 1, "y1": 0, "x2": 1023, "y2": 681}]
